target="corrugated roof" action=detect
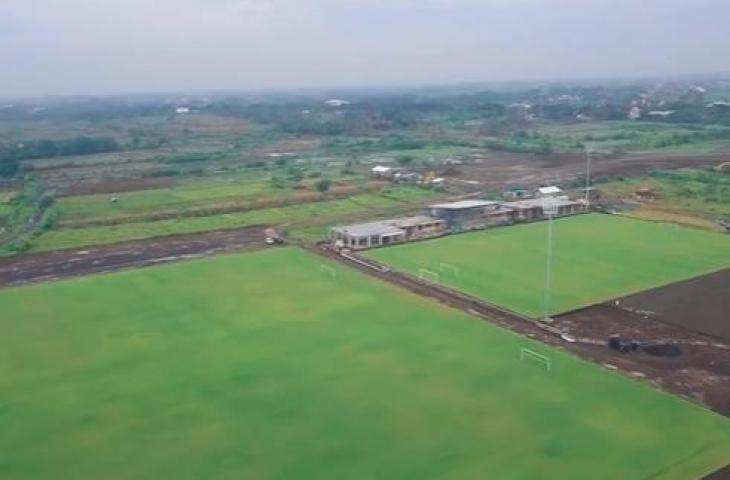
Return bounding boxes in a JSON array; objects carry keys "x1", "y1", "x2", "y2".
[
  {"x1": 429, "y1": 200, "x2": 498, "y2": 210},
  {"x1": 503, "y1": 198, "x2": 579, "y2": 209},
  {"x1": 331, "y1": 220, "x2": 404, "y2": 237},
  {"x1": 391, "y1": 216, "x2": 444, "y2": 228},
  {"x1": 538, "y1": 186, "x2": 562, "y2": 195}
]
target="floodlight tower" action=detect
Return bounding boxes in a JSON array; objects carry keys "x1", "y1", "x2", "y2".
[
  {"x1": 542, "y1": 198, "x2": 558, "y2": 322},
  {"x1": 584, "y1": 147, "x2": 592, "y2": 208}
]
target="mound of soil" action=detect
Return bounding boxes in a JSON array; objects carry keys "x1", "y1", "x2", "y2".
[{"x1": 643, "y1": 344, "x2": 682, "y2": 357}]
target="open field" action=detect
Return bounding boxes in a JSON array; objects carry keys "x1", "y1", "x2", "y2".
[
  {"x1": 26, "y1": 187, "x2": 439, "y2": 253},
  {"x1": 365, "y1": 214, "x2": 730, "y2": 317},
  {"x1": 56, "y1": 172, "x2": 371, "y2": 224},
  {"x1": 2, "y1": 247, "x2": 730, "y2": 479},
  {"x1": 536, "y1": 121, "x2": 730, "y2": 155},
  {"x1": 599, "y1": 168, "x2": 730, "y2": 228}
]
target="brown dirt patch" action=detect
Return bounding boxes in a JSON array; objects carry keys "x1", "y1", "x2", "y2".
[
  {"x1": 0, "y1": 225, "x2": 270, "y2": 288},
  {"x1": 60, "y1": 177, "x2": 178, "y2": 196},
  {"x1": 615, "y1": 269, "x2": 730, "y2": 342}
]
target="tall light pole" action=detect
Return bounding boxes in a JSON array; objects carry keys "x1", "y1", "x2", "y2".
[
  {"x1": 584, "y1": 147, "x2": 592, "y2": 208},
  {"x1": 542, "y1": 198, "x2": 558, "y2": 323}
]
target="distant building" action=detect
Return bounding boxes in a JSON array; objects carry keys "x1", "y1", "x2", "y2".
[
  {"x1": 628, "y1": 106, "x2": 642, "y2": 120},
  {"x1": 175, "y1": 107, "x2": 190, "y2": 114},
  {"x1": 324, "y1": 99, "x2": 351, "y2": 107},
  {"x1": 371, "y1": 165, "x2": 393, "y2": 178},
  {"x1": 647, "y1": 110, "x2": 675, "y2": 118},
  {"x1": 502, "y1": 187, "x2": 530, "y2": 200},
  {"x1": 536, "y1": 186, "x2": 563, "y2": 197}
]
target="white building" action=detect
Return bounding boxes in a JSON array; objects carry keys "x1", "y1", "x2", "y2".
[{"x1": 537, "y1": 186, "x2": 563, "y2": 197}]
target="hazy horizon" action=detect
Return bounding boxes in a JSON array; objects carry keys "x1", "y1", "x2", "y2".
[{"x1": 2, "y1": 0, "x2": 729, "y2": 98}]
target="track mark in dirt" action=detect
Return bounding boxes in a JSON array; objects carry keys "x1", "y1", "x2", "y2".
[{"x1": 0, "y1": 225, "x2": 270, "y2": 288}]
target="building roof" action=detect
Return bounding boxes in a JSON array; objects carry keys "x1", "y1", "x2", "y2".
[
  {"x1": 371, "y1": 165, "x2": 392, "y2": 173},
  {"x1": 391, "y1": 216, "x2": 444, "y2": 228},
  {"x1": 429, "y1": 200, "x2": 498, "y2": 210},
  {"x1": 503, "y1": 197, "x2": 579, "y2": 210},
  {"x1": 331, "y1": 220, "x2": 404, "y2": 237},
  {"x1": 537, "y1": 186, "x2": 562, "y2": 195}
]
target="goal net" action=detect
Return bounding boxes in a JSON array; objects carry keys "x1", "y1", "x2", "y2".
[
  {"x1": 417, "y1": 268, "x2": 439, "y2": 284},
  {"x1": 439, "y1": 262, "x2": 460, "y2": 276},
  {"x1": 320, "y1": 264, "x2": 337, "y2": 278},
  {"x1": 520, "y1": 348, "x2": 551, "y2": 371}
]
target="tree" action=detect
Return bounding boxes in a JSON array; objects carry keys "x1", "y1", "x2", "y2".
[
  {"x1": 396, "y1": 154, "x2": 415, "y2": 166},
  {"x1": 0, "y1": 158, "x2": 19, "y2": 178},
  {"x1": 315, "y1": 178, "x2": 332, "y2": 194}
]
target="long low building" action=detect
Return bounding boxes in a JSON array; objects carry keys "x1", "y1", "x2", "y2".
[
  {"x1": 429, "y1": 197, "x2": 585, "y2": 232},
  {"x1": 331, "y1": 216, "x2": 446, "y2": 250},
  {"x1": 502, "y1": 197, "x2": 585, "y2": 220},
  {"x1": 429, "y1": 200, "x2": 513, "y2": 231}
]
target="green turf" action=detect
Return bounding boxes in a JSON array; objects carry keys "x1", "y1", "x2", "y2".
[
  {"x1": 1, "y1": 247, "x2": 730, "y2": 479},
  {"x1": 365, "y1": 214, "x2": 730, "y2": 317}
]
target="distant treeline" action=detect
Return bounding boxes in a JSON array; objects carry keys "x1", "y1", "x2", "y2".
[{"x1": 0, "y1": 137, "x2": 119, "y2": 177}]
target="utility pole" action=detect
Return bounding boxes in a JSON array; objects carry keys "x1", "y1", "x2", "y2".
[{"x1": 584, "y1": 147, "x2": 592, "y2": 208}]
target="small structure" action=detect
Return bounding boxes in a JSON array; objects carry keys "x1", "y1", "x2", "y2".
[
  {"x1": 503, "y1": 187, "x2": 530, "y2": 200},
  {"x1": 429, "y1": 200, "x2": 509, "y2": 232},
  {"x1": 647, "y1": 110, "x2": 675, "y2": 118},
  {"x1": 175, "y1": 107, "x2": 190, "y2": 114},
  {"x1": 331, "y1": 216, "x2": 445, "y2": 250},
  {"x1": 324, "y1": 99, "x2": 351, "y2": 107},
  {"x1": 393, "y1": 171, "x2": 422, "y2": 184},
  {"x1": 536, "y1": 186, "x2": 563, "y2": 197},
  {"x1": 371, "y1": 165, "x2": 393, "y2": 179}
]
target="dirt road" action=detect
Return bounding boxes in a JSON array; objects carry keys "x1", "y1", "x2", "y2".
[{"x1": 0, "y1": 225, "x2": 269, "y2": 288}]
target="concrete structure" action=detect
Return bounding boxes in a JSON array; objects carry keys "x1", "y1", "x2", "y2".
[
  {"x1": 502, "y1": 197, "x2": 584, "y2": 220},
  {"x1": 429, "y1": 200, "x2": 512, "y2": 232},
  {"x1": 331, "y1": 216, "x2": 446, "y2": 250}
]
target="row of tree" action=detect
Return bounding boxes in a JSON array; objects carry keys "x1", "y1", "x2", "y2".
[{"x1": 0, "y1": 136, "x2": 120, "y2": 177}]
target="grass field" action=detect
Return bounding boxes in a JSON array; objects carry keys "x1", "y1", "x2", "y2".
[
  {"x1": 1, "y1": 247, "x2": 729, "y2": 479},
  {"x1": 365, "y1": 214, "x2": 730, "y2": 317},
  {"x1": 29, "y1": 187, "x2": 439, "y2": 253},
  {"x1": 56, "y1": 172, "x2": 371, "y2": 223}
]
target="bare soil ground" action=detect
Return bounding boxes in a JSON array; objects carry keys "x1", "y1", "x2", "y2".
[
  {"x1": 615, "y1": 269, "x2": 730, "y2": 342},
  {"x1": 445, "y1": 151, "x2": 729, "y2": 194},
  {"x1": 61, "y1": 177, "x2": 178, "y2": 196},
  {"x1": 0, "y1": 225, "x2": 269, "y2": 288}
]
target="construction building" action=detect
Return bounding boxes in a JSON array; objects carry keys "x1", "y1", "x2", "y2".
[
  {"x1": 429, "y1": 200, "x2": 514, "y2": 232},
  {"x1": 331, "y1": 216, "x2": 446, "y2": 250},
  {"x1": 502, "y1": 197, "x2": 585, "y2": 220}
]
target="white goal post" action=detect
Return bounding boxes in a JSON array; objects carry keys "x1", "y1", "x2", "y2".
[
  {"x1": 320, "y1": 264, "x2": 337, "y2": 278},
  {"x1": 417, "y1": 268, "x2": 439, "y2": 284},
  {"x1": 439, "y1": 262, "x2": 460, "y2": 276},
  {"x1": 520, "y1": 348, "x2": 551, "y2": 372}
]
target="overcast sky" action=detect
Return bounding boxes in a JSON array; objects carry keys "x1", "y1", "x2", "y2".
[{"x1": 1, "y1": 0, "x2": 728, "y2": 97}]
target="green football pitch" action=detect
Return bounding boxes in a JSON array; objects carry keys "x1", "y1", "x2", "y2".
[
  {"x1": 1, "y1": 247, "x2": 729, "y2": 479},
  {"x1": 365, "y1": 214, "x2": 730, "y2": 318}
]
